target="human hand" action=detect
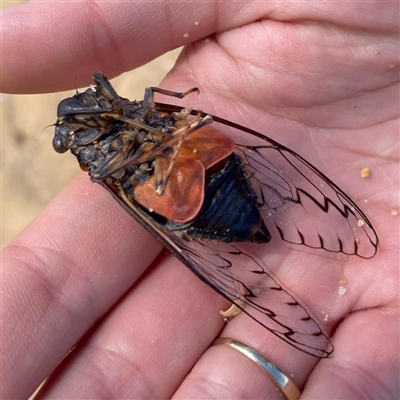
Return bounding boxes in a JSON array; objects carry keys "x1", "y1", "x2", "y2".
[{"x1": 2, "y1": 2, "x2": 398, "y2": 399}]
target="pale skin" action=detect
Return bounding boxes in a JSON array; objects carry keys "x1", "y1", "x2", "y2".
[{"x1": 1, "y1": 2, "x2": 399, "y2": 399}]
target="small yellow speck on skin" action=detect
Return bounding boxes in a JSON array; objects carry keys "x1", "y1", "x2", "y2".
[{"x1": 361, "y1": 167, "x2": 370, "y2": 178}]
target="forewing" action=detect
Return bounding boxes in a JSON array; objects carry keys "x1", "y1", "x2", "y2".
[
  {"x1": 172, "y1": 238, "x2": 335, "y2": 358},
  {"x1": 237, "y1": 144, "x2": 378, "y2": 259}
]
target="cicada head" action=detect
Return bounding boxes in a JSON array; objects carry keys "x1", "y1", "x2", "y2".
[{"x1": 53, "y1": 85, "x2": 113, "y2": 155}]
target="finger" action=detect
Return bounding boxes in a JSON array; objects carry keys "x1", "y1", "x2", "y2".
[
  {"x1": 1, "y1": 173, "x2": 162, "y2": 399},
  {"x1": 1, "y1": 1, "x2": 263, "y2": 93},
  {"x1": 35, "y1": 253, "x2": 229, "y2": 399}
]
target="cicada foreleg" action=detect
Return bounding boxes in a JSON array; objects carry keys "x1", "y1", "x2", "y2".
[
  {"x1": 93, "y1": 72, "x2": 136, "y2": 116},
  {"x1": 93, "y1": 72, "x2": 122, "y2": 103}
]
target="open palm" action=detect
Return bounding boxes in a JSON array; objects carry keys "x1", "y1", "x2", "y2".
[{"x1": 2, "y1": 2, "x2": 398, "y2": 399}]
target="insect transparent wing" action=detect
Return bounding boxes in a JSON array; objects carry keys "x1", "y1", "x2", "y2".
[
  {"x1": 236, "y1": 144, "x2": 378, "y2": 259},
  {"x1": 170, "y1": 237, "x2": 334, "y2": 358}
]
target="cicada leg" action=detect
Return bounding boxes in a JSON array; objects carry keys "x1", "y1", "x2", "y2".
[
  {"x1": 143, "y1": 86, "x2": 199, "y2": 122},
  {"x1": 220, "y1": 302, "x2": 243, "y2": 322},
  {"x1": 93, "y1": 72, "x2": 121, "y2": 102},
  {"x1": 99, "y1": 113, "x2": 168, "y2": 137},
  {"x1": 220, "y1": 283, "x2": 246, "y2": 321}
]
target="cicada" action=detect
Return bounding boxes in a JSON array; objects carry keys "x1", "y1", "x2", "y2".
[{"x1": 53, "y1": 72, "x2": 378, "y2": 357}]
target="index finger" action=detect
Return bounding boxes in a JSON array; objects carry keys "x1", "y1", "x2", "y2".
[{"x1": 1, "y1": 1, "x2": 263, "y2": 93}]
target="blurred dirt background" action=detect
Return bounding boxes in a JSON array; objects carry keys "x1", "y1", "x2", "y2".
[{"x1": 1, "y1": 1, "x2": 181, "y2": 248}]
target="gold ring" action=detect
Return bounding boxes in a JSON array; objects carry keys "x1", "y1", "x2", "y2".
[{"x1": 213, "y1": 338, "x2": 301, "y2": 400}]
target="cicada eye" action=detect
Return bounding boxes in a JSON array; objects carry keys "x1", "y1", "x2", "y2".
[
  {"x1": 53, "y1": 125, "x2": 72, "y2": 153},
  {"x1": 52, "y1": 136, "x2": 69, "y2": 153}
]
